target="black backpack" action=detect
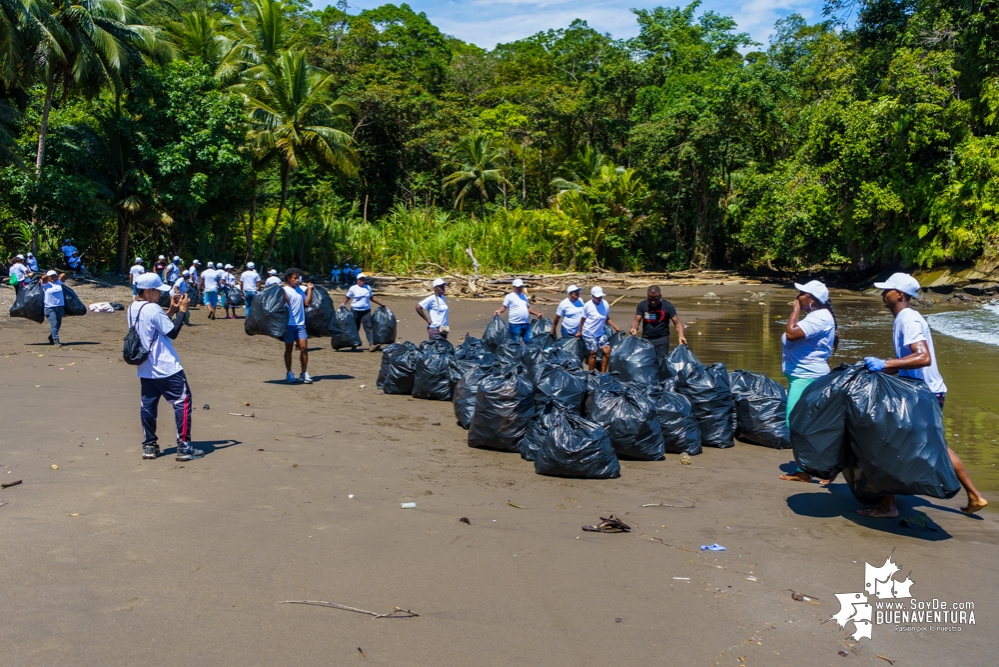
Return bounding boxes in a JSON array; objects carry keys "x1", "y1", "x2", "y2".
[{"x1": 123, "y1": 303, "x2": 158, "y2": 366}]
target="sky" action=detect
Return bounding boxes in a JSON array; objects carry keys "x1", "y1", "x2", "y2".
[{"x1": 314, "y1": 0, "x2": 827, "y2": 50}]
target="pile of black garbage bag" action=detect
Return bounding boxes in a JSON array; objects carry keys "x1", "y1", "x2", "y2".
[{"x1": 790, "y1": 362, "x2": 960, "y2": 504}]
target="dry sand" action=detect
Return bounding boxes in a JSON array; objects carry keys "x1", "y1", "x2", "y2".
[{"x1": 0, "y1": 280, "x2": 996, "y2": 666}]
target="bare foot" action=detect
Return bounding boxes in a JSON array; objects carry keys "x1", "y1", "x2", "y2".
[
  {"x1": 780, "y1": 471, "x2": 813, "y2": 483},
  {"x1": 961, "y1": 497, "x2": 988, "y2": 515},
  {"x1": 818, "y1": 478, "x2": 831, "y2": 486}
]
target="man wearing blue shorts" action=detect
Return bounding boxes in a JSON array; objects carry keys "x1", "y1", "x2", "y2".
[
  {"x1": 282, "y1": 268, "x2": 314, "y2": 384},
  {"x1": 201, "y1": 262, "x2": 220, "y2": 319},
  {"x1": 494, "y1": 278, "x2": 543, "y2": 342}
]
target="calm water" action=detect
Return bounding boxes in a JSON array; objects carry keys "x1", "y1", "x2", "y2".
[{"x1": 635, "y1": 288, "x2": 999, "y2": 498}]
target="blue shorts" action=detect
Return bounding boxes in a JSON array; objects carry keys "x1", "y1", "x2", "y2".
[
  {"x1": 204, "y1": 290, "x2": 218, "y2": 308},
  {"x1": 508, "y1": 323, "x2": 532, "y2": 343},
  {"x1": 132, "y1": 285, "x2": 138, "y2": 296},
  {"x1": 560, "y1": 326, "x2": 578, "y2": 338},
  {"x1": 582, "y1": 333, "x2": 609, "y2": 353},
  {"x1": 284, "y1": 324, "x2": 308, "y2": 343}
]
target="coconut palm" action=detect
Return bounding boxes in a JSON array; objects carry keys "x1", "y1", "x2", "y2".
[
  {"x1": 167, "y1": 9, "x2": 241, "y2": 85},
  {"x1": 226, "y1": 0, "x2": 293, "y2": 68},
  {"x1": 237, "y1": 50, "x2": 358, "y2": 260},
  {"x1": 550, "y1": 145, "x2": 609, "y2": 192},
  {"x1": 442, "y1": 132, "x2": 512, "y2": 216}
]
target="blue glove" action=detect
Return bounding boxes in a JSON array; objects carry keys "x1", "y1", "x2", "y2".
[{"x1": 864, "y1": 357, "x2": 886, "y2": 372}]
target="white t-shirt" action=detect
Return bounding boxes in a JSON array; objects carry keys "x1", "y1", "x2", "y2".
[
  {"x1": 284, "y1": 285, "x2": 306, "y2": 326},
  {"x1": 10, "y1": 262, "x2": 27, "y2": 282},
  {"x1": 781, "y1": 309, "x2": 836, "y2": 379},
  {"x1": 202, "y1": 268, "x2": 219, "y2": 291},
  {"x1": 240, "y1": 270, "x2": 260, "y2": 292},
  {"x1": 42, "y1": 280, "x2": 65, "y2": 307},
  {"x1": 418, "y1": 293, "x2": 449, "y2": 328},
  {"x1": 223, "y1": 271, "x2": 237, "y2": 288},
  {"x1": 503, "y1": 292, "x2": 531, "y2": 325},
  {"x1": 556, "y1": 297, "x2": 585, "y2": 334},
  {"x1": 265, "y1": 276, "x2": 281, "y2": 286},
  {"x1": 172, "y1": 278, "x2": 188, "y2": 296},
  {"x1": 188, "y1": 266, "x2": 199, "y2": 283},
  {"x1": 347, "y1": 284, "x2": 373, "y2": 311},
  {"x1": 129, "y1": 264, "x2": 145, "y2": 282},
  {"x1": 165, "y1": 263, "x2": 180, "y2": 282},
  {"x1": 127, "y1": 301, "x2": 183, "y2": 380},
  {"x1": 581, "y1": 299, "x2": 610, "y2": 338},
  {"x1": 893, "y1": 307, "x2": 946, "y2": 394}
]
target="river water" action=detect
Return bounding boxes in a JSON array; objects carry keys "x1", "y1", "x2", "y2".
[{"x1": 629, "y1": 288, "x2": 999, "y2": 500}]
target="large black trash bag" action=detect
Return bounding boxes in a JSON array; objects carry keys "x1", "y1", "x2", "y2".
[
  {"x1": 541, "y1": 347, "x2": 583, "y2": 371},
  {"x1": 62, "y1": 285, "x2": 87, "y2": 316},
  {"x1": 377, "y1": 342, "x2": 420, "y2": 394},
  {"x1": 453, "y1": 362, "x2": 497, "y2": 428},
  {"x1": 520, "y1": 400, "x2": 565, "y2": 461},
  {"x1": 372, "y1": 305, "x2": 397, "y2": 345},
  {"x1": 332, "y1": 306, "x2": 362, "y2": 349},
  {"x1": 842, "y1": 370, "x2": 960, "y2": 503},
  {"x1": 676, "y1": 362, "x2": 735, "y2": 448},
  {"x1": 729, "y1": 370, "x2": 790, "y2": 449},
  {"x1": 455, "y1": 334, "x2": 485, "y2": 360},
  {"x1": 588, "y1": 380, "x2": 665, "y2": 460},
  {"x1": 244, "y1": 284, "x2": 288, "y2": 340},
  {"x1": 9, "y1": 279, "x2": 44, "y2": 322},
  {"x1": 535, "y1": 411, "x2": 621, "y2": 479},
  {"x1": 789, "y1": 364, "x2": 861, "y2": 480},
  {"x1": 305, "y1": 285, "x2": 339, "y2": 337},
  {"x1": 495, "y1": 340, "x2": 543, "y2": 373},
  {"x1": 549, "y1": 335, "x2": 588, "y2": 364},
  {"x1": 660, "y1": 343, "x2": 702, "y2": 381},
  {"x1": 530, "y1": 316, "x2": 553, "y2": 338},
  {"x1": 483, "y1": 314, "x2": 508, "y2": 350},
  {"x1": 467, "y1": 366, "x2": 535, "y2": 452},
  {"x1": 583, "y1": 371, "x2": 622, "y2": 417},
  {"x1": 412, "y1": 337, "x2": 456, "y2": 400},
  {"x1": 187, "y1": 285, "x2": 201, "y2": 306},
  {"x1": 608, "y1": 335, "x2": 659, "y2": 385},
  {"x1": 533, "y1": 360, "x2": 588, "y2": 413},
  {"x1": 228, "y1": 287, "x2": 245, "y2": 307},
  {"x1": 646, "y1": 385, "x2": 702, "y2": 455}
]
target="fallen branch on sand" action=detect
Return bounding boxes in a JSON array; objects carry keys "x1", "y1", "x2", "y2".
[
  {"x1": 228, "y1": 412, "x2": 256, "y2": 418},
  {"x1": 278, "y1": 601, "x2": 419, "y2": 618},
  {"x1": 642, "y1": 502, "x2": 695, "y2": 509}
]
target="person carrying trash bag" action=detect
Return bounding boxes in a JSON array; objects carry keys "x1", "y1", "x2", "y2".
[
  {"x1": 645, "y1": 385, "x2": 702, "y2": 455},
  {"x1": 341, "y1": 273, "x2": 387, "y2": 351},
  {"x1": 495, "y1": 278, "x2": 543, "y2": 343},
  {"x1": 467, "y1": 365, "x2": 536, "y2": 452},
  {"x1": 608, "y1": 335, "x2": 659, "y2": 385},
  {"x1": 412, "y1": 337, "x2": 456, "y2": 400},
  {"x1": 629, "y1": 285, "x2": 687, "y2": 364},
  {"x1": 577, "y1": 286, "x2": 622, "y2": 372},
  {"x1": 859, "y1": 272, "x2": 987, "y2": 517},
  {"x1": 377, "y1": 342, "x2": 421, "y2": 394},
  {"x1": 416, "y1": 278, "x2": 450, "y2": 340},
  {"x1": 240, "y1": 262, "x2": 261, "y2": 317},
  {"x1": 587, "y1": 376, "x2": 665, "y2": 460},
  {"x1": 788, "y1": 363, "x2": 858, "y2": 480},
  {"x1": 534, "y1": 408, "x2": 620, "y2": 479},
  {"x1": 729, "y1": 371, "x2": 790, "y2": 449},
  {"x1": 675, "y1": 362, "x2": 735, "y2": 448},
  {"x1": 40, "y1": 270, "x2": 67, "y2": 346},
  {"x1": 779, "y1": 279, "x2": 839, "y2": 482}
]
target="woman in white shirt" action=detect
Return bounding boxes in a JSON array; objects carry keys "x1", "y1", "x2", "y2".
[
  {"x1": 780, "y1": 280, "x2": 838, "y2": 483},
  {"x1": 340, "y1": 273, "x2": 387, "y2": 350},
  {"x1": 494, "y1": 278, "x2": 543, "y2": 342},
  {"x1": 41, "y1": 270, "x2": 67, "y2": 346},
  {"x1": 416, "y1": 278, "x2": 449, "y2": 339},
  {"x1": 552, "y1": 285, "x2": 584, "y2": 338}
]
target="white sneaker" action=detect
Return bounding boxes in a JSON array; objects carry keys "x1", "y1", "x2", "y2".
[
  {"x1": 286, "y1": 371, "x2": 297, "y2": 384},
  {"x1": 300, "y1": 372, "x2": 313, "y2": 384}
]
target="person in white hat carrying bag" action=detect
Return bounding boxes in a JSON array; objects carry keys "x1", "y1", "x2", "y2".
[
  {"x1": 341, "y1": 271, "x2": 387, "y2": 350},
  {"x1": 553, "y1": 285, "x2": 585, "y2": 338},
  {"x1": 495, "y1": 278, "x2": 543, "y2": 343},
  {"x1": 576, "y1": 286, "x2": 622, "y2": 371},
  {"x1": 416, "y1": 278, "x2": 450, "y2": 339},
  {"x1": 240, "y1": 262, "x2": 261, "y2": 316}
]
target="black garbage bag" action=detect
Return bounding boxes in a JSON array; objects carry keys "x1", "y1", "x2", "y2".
[
  {"x1": 530, "y1": 316, "x2": 553, "y2": 338},
  {"x1": 533, "y1": 360, "x2": 588, "y2": 413},
  {"x1": 332, "y1": 306, "x2": 362, "y2": 349},
  {"x1": 534, "y1": 411, "x2": 621, "y2": 479},
  {"x1": 467, "y1": 366, "x2": 535, "y2": 452},
  {"x1": 158, "y1": 290, "x2": 172, "y2": 308},
  {"x1": 494, "y1": 340, "x2": 537, "y2": 372},
  {"x1": 660, "y1": 376, "x2": 678, "y2": 392},
  {"x1": 372, "y1": 305, "x2": 397, "y2": 345},
  {"x1": 676, "y1": 362, "x2": 735, "y2": 448},
  {"x1": 227, "y1": 287, "x2": 245, "y2": 307},
  {"x1": 62, "y1": 285, "x2": 87, "y2": 316},
  {"x1": 583, "y1": 371, "x2": 622, "y2": 417},
  {"x1": 842, "y1": 369, "x2": 960, "y2": 503},
  {"x1": 483, "y1": 314, "x2": 508, "y2": 350},
  {"x1": 549, "y1": 335, "x2": 588, "y2": 364},
  {"x1": 588, "y1": 380, "x2": 665, "y2": 460},
  {"x1": 377, "y1": 342, "x2": 420, "y2": 394},
  {"x1": 789, "y1": 364, "x2": 861, "y2": 479},
  {"x1": 646, "y1": 385, "x2": 702, "y2": 455},
  {"x1": 520, "y1": 400, "x2": 565, "y2": 461},
  {"x1": 412, "y1": 337, "x2": 456, "y2": 400},
  {"x1": 304, "y1": 285, "x2": 339, "y2": 337},
  {"x1": 244, "y1": 284, "x2": 288, "y2": 340},
  {"x1": 453, "y1": 362, "x2": 497, "y2": 428},
  {"x1": 187, "y1": 285, "x2": 201, "y2": 306},
  {"x1": 541, "y1": 347, "x2": 583, "y2": 371},
  {"x1": 9, "y1": 279, "x2": 44, "y2": 322},
  {"x1": 455, "y1": 334, "x2": 485, "y2": 360},
  {"x1": 660, "y1": 343, "x2": 702, "y2": 381},
  {"x1": 729, "y1": 370, "x2": 790, "y2": 449},
  {"x1": 608, "y1": 335, "x2": 659, "y2": 385}
]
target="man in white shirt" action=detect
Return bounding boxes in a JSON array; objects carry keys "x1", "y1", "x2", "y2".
[
  {"x1": 240, "y1": 262, "x2": 261, "y2": 315},
  {"x1": 129, "y1": 273, "x2": 201, "y2": 462},
  {"x1": 863, "y1": 273, "x2": 987, "y2": 517},
  {"x1": 9, "y1": 254, "x2": 30, "y2": 295},
  {"x1": 265, "y1": 268, "x2": 281, "y2": 286},
  {"x1": 282, "y1": 268, "x2": 314, "y2": 384},
  {"x1": 576, "y1": 286, "x2": 622, "y2": 372},
  {"x1": 60, "y1": 239, "x2": 77, "y2": 261},
  {"x1": 188, "y1": 259, "x2": 200, "y2": 285},
  {"x1": 41, "y1": 270, "x2": 66, "y2": 346},
  {"x1": 494, "y1": 278, "x2": 543, "y2": 343},
  {"x1": 129, "y1": 257, "x2": 145, "y2": 300},
  {"x1": 340, "y1": 272, "x2": 387, "y2": 350},
  {"x1": 165, "y1": 256, "x2": 181, "y2": 283},
  {"x1": 221, "y1": 264, "x2": 238, "y2": 319},
  {"x1": 552, "y1": 285, "x2": 585, "y2": 338},
  {"x1": 25, "y1": 252, "x2": 38, "y2": 272},
  {"x1": 416, "y1": 278, "x2": 450, "y2": 339},
  {"x1": 200, "y1": 263, "x2": 220, "y2": 319}
]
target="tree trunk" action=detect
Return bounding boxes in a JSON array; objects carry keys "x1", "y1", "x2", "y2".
[
  {"x1": 245, "y1": 172, "x2": 257, "y2": 264},
  {"x1": 117, "y1": 213, "x2": 132, "y2": 275},
  {"x1": 264, "y1": 161, "x2": 290, "y2": 261},
  {"x1": 30, "y1": 75, "x2": 56, "y2": 256},
  {"x1": 521, "y1": 137, "x2": 527, "y2": 202},
  {"x1": 691, "y1": 166, "x2": 711, "y2": 269}
]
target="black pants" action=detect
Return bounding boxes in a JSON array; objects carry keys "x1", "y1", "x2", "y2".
[
  {"x1": 352, "y1": 309, "x2": 373, "y2": 345},
  {"x1": 140, "y1": 370, "x2": 193, "y2": 447},
  {"x1": 648, "y1": 336, "x2": 670, "y2": 362}
]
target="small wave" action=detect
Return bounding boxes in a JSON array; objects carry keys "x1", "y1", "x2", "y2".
[{"x1": 927, "y1": 307, "x2": 999, "y2": 346}]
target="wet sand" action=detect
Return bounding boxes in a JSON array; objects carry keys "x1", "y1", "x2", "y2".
[{"x1": 1, "y1": 280, "x2": 996, "y2": 666}]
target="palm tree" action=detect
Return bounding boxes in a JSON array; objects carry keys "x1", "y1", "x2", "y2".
[
  {"x1": 226, "y1": 0, "x2": 293, "y2": 67},
  {"x1": 0, "y1": 100, "x2": 26, "y2": 170},
  {"x1": 442, "y1": 132, "x2": 512, "y2": 217},
  {"x1": 237, "y1": 50, "x2": 358, "y2": 260},
  {"x1": 167, "y1": 9, "x2": 241, "y2": 86},
  {"x1": 550, "y1": 145, "x2": 609, "y2": 192}
]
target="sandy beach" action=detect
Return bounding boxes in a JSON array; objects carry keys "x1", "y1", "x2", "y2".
[{"x1": 1, "y1": 280, "x2": 996, "y2": 666}]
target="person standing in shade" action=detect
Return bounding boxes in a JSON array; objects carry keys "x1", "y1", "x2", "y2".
[
  {"x1": 60, "y1": 239, "x2": 77, "y2": 262},
  {"x1": 630, "y1": 285, "x2": 687, "y2": 362},
  {"x1": 200, "y1": 262, "x2": 220, "y2": 320},
  {"x1": 265, "y1": 268, "x2": 281, "y2": 286},
  {"x1": 188, "y1": 259, "x2": 201, "y2": 286},
  {"x1": 553, "y1": 285, "x2": 585, "y2": 338},
  {"x1": 341, "y1": 273, "x2": 387, "y2": 351},
  {"x1": 495, "y1": 278, "x2": 543, "y2": 343},
  {"x1": 861, "y1": 273, "x2": 987, "y2": 517},
  {"x1": 165, "y1": 256, "x2": 181, "y2": 283},
  {"x1": 241, "y1": 262, "x2": 261, "y2": 315},
  {"x1": 41, "y1": 270, "x2": 67, "y2": 346},
  {"x1": 154, "y1": 255, "x2": 167, "y2": 279},
  {"x1": 330, "y1": 264, "x2": 340, "y2": 287},
  {"x1": 9, "y1": 254, "x2": 30, "y2": 295},
  {"x1": 283, "y1": 268, "x2": 314, "y2": 384},
  {"x1": 577, "y1": 286, "x2": 622, "y2": 372},
  {"x1": 778, "y1": 280, "x2": 838, "y2": 484},
  {"x1": 416, "y1": 278, "x2": 450, "y2": 339},
  {"x1": 25, "y1": 252, "x2": 39, "y2": 273},
  {"x1": 129, "y1": 273, "x2": 202, "y2": 461},
  {"x1": 129, "y1": 257, "x2": 145, "y2": 301}
]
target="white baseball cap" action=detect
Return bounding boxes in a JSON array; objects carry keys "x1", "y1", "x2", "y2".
[
  {"x1": 432, "y1": 278, "x2": 447, "y2": 287},
  {"x1": 192, "y1": 259, "x2": 201, "y2": 265},
  {"x1": 15, "y1": 254, "x2": 24, "y2": 259},
  {"x1": 173, "y1": 256, "x2": 180, "y2": 261},
  {"x1": 591, "y1": 286, "x2": 605, "y2": 297},
  {"x1": 158, "y1": 255, "x2": 165, "y2": 260},
  {"x1": 182, "y1": 270, "x2": 190, "y2": 276},
  {"x1": 207, "y1": 262, "x2": 214, "y2": 268},
  {"x1": 27, "y1": 252, "x2": 33, "y2": 257},
  {"x1": 46, "y1": 269, "x2": 58, "y2": 277},
  {"x1": 874, "y1": 272, "x2": 921, "y2": 297},
  {"x1": 247, "y1": 262, "x2": 255, "y2": 269},
  {"x1": 225, "y1": 264, "x2": 233, "y2": 269},
  {"x1": 512, "y1": 278, "x2": 524, "y2": 287},
  {"x1": 135, "y1": 256, "x2": 143, "y2": 263},
  {"x1": 135, "y1": 273, "x2": 171, "y2": 292},
  {"x1": 268, "y1": 269, "x2": 277, "y2": 275},
  {"x1": 793, "y1": 280, "x2": 829, "y2": 304},
  {"x1": 566, "y1": 284, "x2": 580, "y2": 294},
  {"x1": 357, "y1": 273, "x2": 367, "y2": 280}
]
